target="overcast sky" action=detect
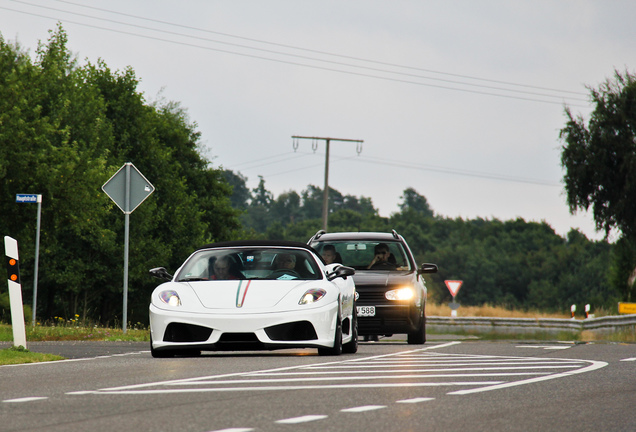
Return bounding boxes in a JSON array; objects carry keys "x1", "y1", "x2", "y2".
[{"x1": 2, "y1": 0, "x2": 635, "y2": 240}]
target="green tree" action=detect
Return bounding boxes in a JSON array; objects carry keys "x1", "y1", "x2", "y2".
[
  {"x1": 398, "y1": 187, "x2": 435, "y2": 218},
  {"x1": 561, "y1": 70, "x2": 636, "y2": 238},
  {"x1": 223, "y1": 169, "x2": 251, "y2": 210},
  {"x1": 560, "y1": 69, "x2": 636, "y2": 300},
  {"x1": 0, "y1": 25, "x2": 240, "y2": 324}
]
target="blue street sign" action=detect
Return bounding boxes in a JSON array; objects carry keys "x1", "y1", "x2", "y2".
[
  {"x1": 16, "y1": 194, "x2": 40, "y2": 203},
  {"x1": 14, "y1": 194, "x2": 43, "y2": 326}
]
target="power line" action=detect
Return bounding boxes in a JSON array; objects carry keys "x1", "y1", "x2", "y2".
[
  {"x1": 230, "y1": 152, "x2": 312, "y2": 171},
  {"x1": 237, "y1": 150, "x2": 560, "y2": 187},
  {"x1": 51, "y1": 0, "x2": 586, "y2": 98},
  {"x1": 2, "y1": 1, "x2": 589, "y2": 106}
]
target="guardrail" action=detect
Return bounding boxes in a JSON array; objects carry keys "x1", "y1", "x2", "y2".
[{"x1": 427, "y1": 314, "x2": 636, "y2": 334}]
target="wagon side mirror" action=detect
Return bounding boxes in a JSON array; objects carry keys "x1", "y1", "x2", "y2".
[
  {"x1": 418, "y1": 263, "x2": 438, "y2": 274},
  {"x1": 327, "y1": 265, "x2": 355, "y2": 281},
  {"x1": 149, "y1": 267, "x2": 173, "y2": 281}
]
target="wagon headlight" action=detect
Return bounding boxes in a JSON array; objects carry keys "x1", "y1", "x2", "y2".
[
  {"x1": 299, "y1": 288, "x2": 326, "y2": 305},
  {"x1": 385, "y1": 287, "x2": 415, "y2": 301},
  {"x1": 159, "y1": 290, "x2": 182, "y2": 307}
]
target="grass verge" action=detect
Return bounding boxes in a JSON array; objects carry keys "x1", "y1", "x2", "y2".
[
  {"x1": 0, "y1": 323, "x2": 149, "y2": 342},
  {"x1": 0, "y1": 345, "x2": 64, "y2": 365}
]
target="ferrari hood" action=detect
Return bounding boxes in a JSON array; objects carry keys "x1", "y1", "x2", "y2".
[
  {"x1": 189, "y1": 279, "x2": 313, "y2": 309},
  {"x1": 352, "y1": 270, "x2": 415, "y2": 287}
]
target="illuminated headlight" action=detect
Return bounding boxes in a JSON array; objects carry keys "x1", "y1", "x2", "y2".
[
  {"x1": 159, "y1": 290, "x2": 182, "y2": 307},
  {"x1": 385, "y1": 287, "x2": 415, "y2": 301},
  {"x1": 299, "y1": 288, "x2": 327, "y2": 305}
]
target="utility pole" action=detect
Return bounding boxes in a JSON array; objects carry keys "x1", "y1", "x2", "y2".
[{"x1": 292, "y1": 136, "x2": 363, "y2": 231}]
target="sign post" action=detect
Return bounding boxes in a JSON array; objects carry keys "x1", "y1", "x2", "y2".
[
  {"x1": 102, "y1": 163, "x2": 154, "y2": 333},
  {"x1": 16, "y1": 194, "x2": 42, "y2": 326},
  {"x1": 4, "y1": 236, "x2": 27, "y2": 348},
  {"x1": 445, "y1": 280, "x2": 463, "y2": 317}
]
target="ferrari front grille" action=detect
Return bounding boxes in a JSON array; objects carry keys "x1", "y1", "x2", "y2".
[
  {"x1": 163, "y1": 322, "x2": 213, "y2": 342},
  {"x1": 265, "y1": 321, "x2": 318, "y2": 341}
]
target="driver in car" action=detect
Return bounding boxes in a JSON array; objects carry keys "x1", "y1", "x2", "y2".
[
  {"x1": 270, "y1": 253, "x2": 298, "y2": 279},
  {"x1": 273, "y1": 253, "x2": 296, "y2": 270},
  {"x1": 367, "y1": 243, "x2": 398, "y2": 270}
]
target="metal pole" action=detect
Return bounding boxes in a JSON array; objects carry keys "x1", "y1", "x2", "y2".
[
  {"x1": 32, "y1": 194, "x2": 42, "y2": 326},
  {"x1": 291, "y1": 136, "x2": 363, "y2": 232},
  {"x1": 322, "y1": 139, "x2": 330, "y2": 231},
  {"x1": 123, "y1": 163, "x2": 131, "y2": 333}
]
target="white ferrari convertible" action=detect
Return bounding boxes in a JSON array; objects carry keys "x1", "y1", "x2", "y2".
[{"x1": 149, "y1": 240, "x2": 357, "y2": 357}]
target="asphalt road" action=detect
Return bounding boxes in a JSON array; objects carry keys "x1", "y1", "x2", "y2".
[{"x1": 1, "y1": 337, "x2": 635, "y2": 432}]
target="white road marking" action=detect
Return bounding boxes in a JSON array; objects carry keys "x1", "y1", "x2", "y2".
[
  {"x1": 92, "y1": 342, "x2": 462, "y2": 393},
  {"x1": 448, "y1": 359, "x2": 607, "y2": 395},
  {"x1": 276, "y1": 415, "x2": 328, "y2": 424},
  {"x1": 173, "y1": 372, "x2": 545, "y2": 386},
  {"x1": 305, "y1": 361, "x2": 582, "y2": 369},
  {"x1": 0, "y1": 351, "x2": 148, "y2": 368},
  {"x1": 61, "y1": 341, "x2": 603, "y2": 402},
  {"x1": 74, "y1": 381, "x2": 505, "y2": 395},
  {"x1": 516, "y1": 345, "x2": 572, "y2": 350},
  {"x1": 209, "y1": 429, "x2": 254, "y2": 432},
  {"x1": 620, "y1": 357, "x2": 636, "y2": 362},
  {"x1": 341, "y1": 405, "x2": 386, "y2": 412},
  {"x1": 3, "y1": 396, "x2": 48, "y2": 403},
  {"x1": 252, "y1": 365, "x2": 579, "y2": 375},
  {"x1": 397, "y1": 397, "x2": 435, "y2": 403}
]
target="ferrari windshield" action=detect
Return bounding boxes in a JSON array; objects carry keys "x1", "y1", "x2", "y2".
[
  {"x1": 311, "y1": 240, "x2": 412, "y2": 271},
  {"x1": 175, "y1": 247, "x2": 323, "y2": 281}
]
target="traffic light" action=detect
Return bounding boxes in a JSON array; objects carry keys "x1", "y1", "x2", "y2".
[{"x1": 6, "y1": 255, "x2": 20, "y2": 284}]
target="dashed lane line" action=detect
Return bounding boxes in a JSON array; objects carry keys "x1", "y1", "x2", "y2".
[
  {"x1": 516, "y1": 345, "x2": 572, "y2": 350},
  {"x1": 341, "y1": 405, "x2": 387, "y2": 413},
  {"x1": 397, "y1": 397, "x2": 435, "y2": 403},
  {"x1": 275, "y1": 415, "x2": 329, "y2": 424},
  {"x1": 209, "y1": 429, "x2": 254, "y2": 432},
  {"x1": 2, "y1": 397, "x2": 48, "y2": 403}
]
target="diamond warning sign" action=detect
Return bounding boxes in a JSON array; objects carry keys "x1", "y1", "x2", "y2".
[{"x1": 445, "y1": 280, "x2": 463, "y2": 297}]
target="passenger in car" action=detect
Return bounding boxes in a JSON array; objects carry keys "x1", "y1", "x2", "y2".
[
  {"x1": 211, "y1": 255, "x2": 240, "y2": 280},
  {"x1": 321, "y1": 244, "x2": 342, "y2": 264},
  {"x1": 367, "y1": 243, "x2": 398, "y2": 270}
]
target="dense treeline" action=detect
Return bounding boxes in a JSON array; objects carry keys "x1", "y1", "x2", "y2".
[
  {"x1": 225, "y1": 174, "x2": 618, "y2": 313},
  {"x1": 0, "y1": 27, "x2": 622, "y2": 326},
  {"x1": 0, "y1": 27, "x2": 241, "y2": 325}
]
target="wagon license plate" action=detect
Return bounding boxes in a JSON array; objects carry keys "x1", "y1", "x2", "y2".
[{"x1": 357, "y1": 306, "x2": 376, "y2": 317}]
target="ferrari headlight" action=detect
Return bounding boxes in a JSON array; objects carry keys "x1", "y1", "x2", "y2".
[
  {"x1": 299, "y1": 288, "x2": 326, "y2": 305},
  {"x1": 385, "y1": 287, "x2": 415, "y2": 301},
  {"x1": 159, "y1": 290, "x2": 182, "y2": 307}
]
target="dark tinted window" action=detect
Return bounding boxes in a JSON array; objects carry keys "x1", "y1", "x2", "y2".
[
  {"x1": 311, "y1": 240, "x2": 411, "y2": 271},
  {"x1": 176, "y1": 247, "x2": 322, "y2": 281}
]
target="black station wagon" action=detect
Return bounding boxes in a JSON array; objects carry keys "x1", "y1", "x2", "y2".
[{"x1": 309, "y1": 230, "x2": 437, "y2": 344}]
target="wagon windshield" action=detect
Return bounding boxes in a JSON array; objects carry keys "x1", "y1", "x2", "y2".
[
  {"x1": 311, "y1": 240, "x2": 412, "y2": 271},
  {"x1": 175, "y1": 247, "x2": 322, "y2": 281}
]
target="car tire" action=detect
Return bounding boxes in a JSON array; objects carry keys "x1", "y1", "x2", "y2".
[
  {"x1": 319, "y1": 306, "x2": 343, "y2": 356},
  {"x1": 343, "y1": 305, "x2": 358, "y2": 354},
  {"x1": 407, "y1": 311, "x2": 426, "y2": 345}
]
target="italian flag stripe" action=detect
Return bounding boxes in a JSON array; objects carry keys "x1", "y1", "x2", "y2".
[{"x1": 235, "y1": 280, "x2": 252, "y2": 308}]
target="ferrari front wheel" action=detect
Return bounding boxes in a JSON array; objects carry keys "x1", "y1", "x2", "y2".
[
  {"x1": 318, "y1": 307, "x2": 343, "y2": 356},
  {"x1": 342, "y1": 305, "x2": 358, "y2": 354}
]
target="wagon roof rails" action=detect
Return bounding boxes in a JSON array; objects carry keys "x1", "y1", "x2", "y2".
[{"x1": 311, "y1": 230, "x2": 326, "y2": 242}]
